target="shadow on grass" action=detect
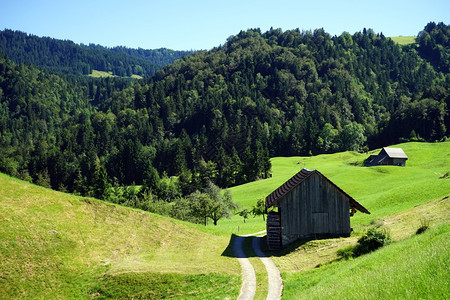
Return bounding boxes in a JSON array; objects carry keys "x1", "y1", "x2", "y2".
[
  {"x1": 221, "y1": 234, "x2": 257, "y2": 258},
  {"x1": 221, "y1": 234, "x2": 260, "y2": 258},
  {"x1": 221, "y1": 234, "x2": 237, "y2": 257},
  {"x1": 222, "y1": 234, "x2": 342, "y2": 258}
]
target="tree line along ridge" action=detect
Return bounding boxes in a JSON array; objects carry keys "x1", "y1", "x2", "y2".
[{"x1": 0, "y1": 22, "x2": 448, "y2": 224}]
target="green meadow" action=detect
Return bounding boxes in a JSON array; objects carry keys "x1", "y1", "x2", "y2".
[
  {"x1": 282, "y1": 222, "x2": 449, "y2": 299},
  {"x1": 0, "y1": 142, "x2": 448, "y2": 298},
  {"x1": 226, "y1": 141, "x2": 449, "y2": 299},
  {"x1": 89, "y1": 69, "x2": 143, "y2": 79},
  {"x1": 0, "y1": 174, "x2": 240, "y2": 299},
  {"x1": 390, "y1": 36, "x2": 416, "y2": 45},
  {"x1": 210, "y1": 141, "x2": 449, "y2": 298},
  {"x1": 209, "y1": 142, "x2": 450, "y2": 236}
]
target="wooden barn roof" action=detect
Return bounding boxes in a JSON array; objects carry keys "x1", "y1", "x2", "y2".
[{"x1": 265, "y1": 168, "x2": 370, "y2": 214}]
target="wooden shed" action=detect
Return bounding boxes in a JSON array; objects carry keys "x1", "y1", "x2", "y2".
[
  {"x1": 365, "y1": 147, "x2": 408, "y2": 167},
  {"x1": 265, "y1": 168, "x2": 370, "y2": 250}
]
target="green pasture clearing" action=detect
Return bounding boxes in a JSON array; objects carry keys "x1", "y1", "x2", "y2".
[
  {"x1": 0, "y1": 173, "x2": 239, "y2": 299},
  {"x1": 206, "y1": 142, "x2": 450, "y2": 236},
  {"x1": 89, "y1": 69, "x2": 143, "y2": 79},
  {"x1": 390, "y1": 36, "x2": 416, "y2": 45},
  {"x1": 1, "y1": 141, "x2": 448, "y2": 298},
  {"x1": 89, "y1": 70, "x2": 115, "y2": 78}
]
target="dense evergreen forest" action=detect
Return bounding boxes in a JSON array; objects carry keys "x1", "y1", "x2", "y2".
[
  {"x1": 0, "y1": 22, "x2": 448, "y2": 222},
  {"x1": 0, "y1": 29, "x2": 191, "y2": 77}
]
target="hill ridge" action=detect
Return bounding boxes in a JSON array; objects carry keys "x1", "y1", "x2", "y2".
[
  {"x1": 0, "y1": 22, "x2": 448, "y2": 230},
  {"x1": 0, "y1": 29, "x2": 192, "y2": 77}
]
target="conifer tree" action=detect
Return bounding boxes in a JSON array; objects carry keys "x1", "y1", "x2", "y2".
[{"x1": 91, "y1": 162, "x2": 111, "y2": 200}]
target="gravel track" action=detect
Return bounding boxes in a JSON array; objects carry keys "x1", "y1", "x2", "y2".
[
  {"x1": 233, "y1": 236, "x2": 256, "y2": 300},
  {"x1": 233, "y1": 232, "x2": 283, "y2": 300},
  {"x1": 252, "y1": 236, "x2": 283, "y2": 300}
]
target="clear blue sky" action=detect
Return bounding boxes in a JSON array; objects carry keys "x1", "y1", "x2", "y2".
[{"x1": 1, "y1": 0, "x2": 448, "y2": 50}]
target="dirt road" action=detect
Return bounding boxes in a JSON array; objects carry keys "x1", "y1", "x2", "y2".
[
  {"x1": 233, "y1": 232, "x2": 283, "y2": 300},
  {"x1": 233, "y1": 236, "x2": 256, "y2": 300}
]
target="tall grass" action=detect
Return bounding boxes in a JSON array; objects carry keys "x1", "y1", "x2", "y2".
[
  {"x1": 282, "y1": 223, "x2": 450, "y2": 299},
  {"x1": 92, "y1": 273, "x2": 238, "y2": 299}
]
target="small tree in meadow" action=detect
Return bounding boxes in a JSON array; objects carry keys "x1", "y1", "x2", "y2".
[
  {"x1": 188, "y1": 182, "x2": 238, "y2": 226},
  {"x1": 251, "y1": 198, "x2": 266, "y2": 221},
  {"x1": 237, "y1": 209, "x2": 250, "y2": 223},
  {"x1": 206, "y1": 182, "x2": 238, "y2": 226},
  {"x1": 189, "y1": 191, "x2": 214, "y2": 226}
]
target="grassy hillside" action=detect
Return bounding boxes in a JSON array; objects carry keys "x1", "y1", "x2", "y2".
[
  {"x1": 390, "y1": 36, "x2": 416, "y2": 45},
  {"x1": 0, "y1": 174, "x2": 240, "y2": 299},
  {"x1": 1, "y1": 141, "x2": 448, "y2": 298},
  {"x1": 89, "y1": 69, "x2": 143, "y2": 79},
  {"x1": 282, "y1": 223, "x2": 449, "y2": 299},
  {"x1": 225, "y1": 141, "x2": 449, "y2": 299},
  {"x1": 208, "y1": 142, "x2": 449, "y2": 235}
]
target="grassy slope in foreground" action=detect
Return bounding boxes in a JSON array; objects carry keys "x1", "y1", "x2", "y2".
[
  {"x1": 211, "y1": 141, "x2": 449, "y2": 298},
  {"x1": 0, "y1": 174, "x2": 239, "y2": 299},
  {"x1": 282, "y1": 223, "x2": 449, "y2": 299},
  {"x1": 211, "y1": 142, "x2": 449, "y2": 235}
]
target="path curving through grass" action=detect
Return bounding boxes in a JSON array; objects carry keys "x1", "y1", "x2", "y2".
[
  {"x1": 233, "y1": 231, "x2": 283, "y2": 300},
  {"x1": 233, "y1": 236, "x2": 256, "y2": 300},
  {"x1": 252, "y1": 236, "x2": 283, "y2": 300}
]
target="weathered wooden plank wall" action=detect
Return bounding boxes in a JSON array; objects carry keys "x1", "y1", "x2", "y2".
[{"x1": 278, "y1": 172, "x2": 351, "y2": 246}]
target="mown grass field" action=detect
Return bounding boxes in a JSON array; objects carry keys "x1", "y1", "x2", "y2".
[
  {"x1": 208, "y1": 142, "x2": 450, "y2": 236},
  {"x1": 390, "y1": 36, "x2": 416, "y2": 45},
  {"x1": 89, "y1": 69, "x2": 115, "y2": 77},
  {"x1": 1, "y1": 142, "x2": 448, "y2": 298},
  {"x1": 89, "y1": 69, "x2": 143, "y2": 79},
  {"x1": 211, "y1": 142, "x2": 450, "y2": 299},
  {"x1": 0, "y1": 174, "x2": 240, "y2": 299}
]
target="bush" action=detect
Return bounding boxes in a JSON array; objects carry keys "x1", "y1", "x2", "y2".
[
  {"x1": 353, "y1": 228, "x2": 391, "y2": 257},
  {"x1": 337, "y1": 245, "x2": 355, "y2": 260}
]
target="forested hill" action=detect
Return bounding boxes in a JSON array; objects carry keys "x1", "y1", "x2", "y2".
[
  {"x1": 0, "y1": 29, "x2": 192, "y2": 77},
  {"x1": 117, "y1": 22, "x2": 448, "y2": 165},
  {"x1": 0, "y1": 22, "x2": 448, "y2": 208}
]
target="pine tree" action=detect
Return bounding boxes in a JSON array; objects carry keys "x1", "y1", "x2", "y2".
[
  {"x1": 141, "y1": 165, "x2": 160, "y2": 196},
  {"x1": 91, "y1": 162, "x2": 111, "y2": 200}
]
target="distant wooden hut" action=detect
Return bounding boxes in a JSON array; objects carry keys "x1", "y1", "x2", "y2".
[
  {"x1": 265, "y1": 168, "x2": 370, "y2": 250},
  {"x1": 365, "y1": 147, "x2": 408, "y2": 167}
]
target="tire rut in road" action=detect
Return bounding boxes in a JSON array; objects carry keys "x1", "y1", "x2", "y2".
[
  {"x1": 233, "y1": 236, "x2": 256, "y2": 300},
  {"x1": 233, "y1": 233, "x2": 283, "y2": 300},
  {"x1": 252, "y1": 236, "x2": 283, "y2": 300}
]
